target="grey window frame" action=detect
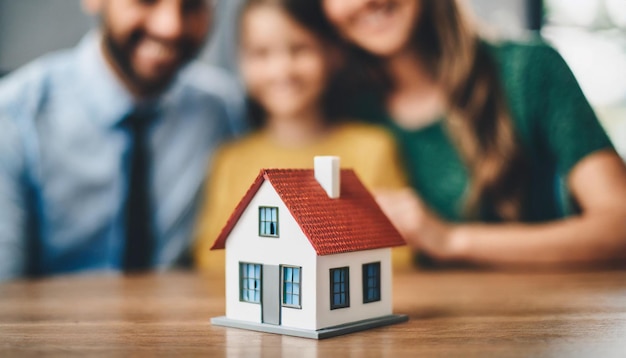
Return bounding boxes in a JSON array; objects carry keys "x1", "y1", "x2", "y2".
[
  {"x1": 259, "y1": 206, "x2": 279, "y2": 237},
  {"x1": 239, "y1": 262, "x2": 262, "y2": 304},
  {"x1": 281, "y1": 265, "x2": 302, "y2": 309}
]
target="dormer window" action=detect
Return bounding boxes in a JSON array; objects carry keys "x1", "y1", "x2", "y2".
[{"x1": 259, "y1": 207, "x2": 279, "y2": 237}]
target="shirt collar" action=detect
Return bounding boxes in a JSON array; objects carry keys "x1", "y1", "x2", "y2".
[{"x1": 74, "y1": 31, "x2": 186, "y2": 127}]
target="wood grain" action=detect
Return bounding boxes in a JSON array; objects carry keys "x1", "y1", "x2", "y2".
[{"x1": 1, "y1": 269, "x2": 625, "y2": 357}]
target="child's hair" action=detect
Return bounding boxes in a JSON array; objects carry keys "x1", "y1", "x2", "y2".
[
  {"x1": 239, "y1": 0, "x2": 351, "y2": 129},
  {"x1": 295, "y1": 0, "x2": 531, "y2": 221}
]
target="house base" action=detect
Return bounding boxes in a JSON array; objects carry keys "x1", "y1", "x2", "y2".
[{"x1": 211, "y1": 314, "x2": 409, "y2": 340}]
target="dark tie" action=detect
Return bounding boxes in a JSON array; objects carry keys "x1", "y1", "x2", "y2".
[{"x1": 123, "y1": 110, "x2": 154, "y2": 272}]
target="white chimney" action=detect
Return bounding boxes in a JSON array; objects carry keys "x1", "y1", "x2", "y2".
[{"x1": 314, "y1": 156, "x2": 340, "y2": 199}]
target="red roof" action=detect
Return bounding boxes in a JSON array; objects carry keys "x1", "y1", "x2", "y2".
[{"x1": 211, "y1": 169, "x2": 405, "y2": 255}]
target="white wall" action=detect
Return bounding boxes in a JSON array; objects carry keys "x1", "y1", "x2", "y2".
[
  {"x1": 316, "y1": 248, "x2": 393, "y2": 330},
  {"x1": 0, "y1": 0, "x2": 243, "y2": 73},
  {"x1": 0, "y1": 0, "x2": 92, "y2": 71},
  {"x1": 0, "y1": 0, "x2": 529, "y2": 72},
  {"x1": 470, "y1": 0, "x2": 530, "y2": 38},
  {"x1": 224, "y1": 180, "x2": 318, "y2": 330}
]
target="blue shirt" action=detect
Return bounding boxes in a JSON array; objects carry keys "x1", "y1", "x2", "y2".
[{"x1": 0, "y1": 33, "x2": 245, "y2": 281}]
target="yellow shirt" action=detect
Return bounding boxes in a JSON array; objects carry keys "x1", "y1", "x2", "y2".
[{"x1": 194, "y1": 122, "x2": 412, "y2": 272}]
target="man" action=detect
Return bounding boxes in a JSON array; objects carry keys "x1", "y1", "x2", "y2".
[{"x1": 0, "y1": 0, "x2": 244, "y2": 281}]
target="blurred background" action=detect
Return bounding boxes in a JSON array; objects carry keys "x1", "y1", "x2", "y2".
[{"x1": 1, "y1": 0, "x2": 623, "y2": 157}]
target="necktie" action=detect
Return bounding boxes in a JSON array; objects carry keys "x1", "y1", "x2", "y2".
[{"x1": 123, "y1": 110, "x2": 154, "y2": 272}]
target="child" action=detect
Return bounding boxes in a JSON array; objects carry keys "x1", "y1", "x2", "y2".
[{"x1": 194, "y1": 0, "x2": 410, "y2": 272}]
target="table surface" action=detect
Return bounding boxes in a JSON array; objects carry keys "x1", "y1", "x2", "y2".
[{"x1": 1, "y1": 268, "x2": 625, "y2": 357}]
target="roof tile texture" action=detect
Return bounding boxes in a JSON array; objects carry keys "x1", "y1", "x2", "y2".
[{"x1": 212, "y1": 169, "x2": 405, "y2": 255}]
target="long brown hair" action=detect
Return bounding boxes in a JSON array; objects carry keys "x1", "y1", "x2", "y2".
[
  {"x1": 297, "y1": 0, "x2": 529, "y2": 221},
  {"x1": 413, "y1": 1, "x2": 529, "y2": 220}
]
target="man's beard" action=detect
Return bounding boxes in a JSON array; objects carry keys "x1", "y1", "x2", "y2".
[{"x1": 102, "y1": 27, "x2": 201, "y2": 96}]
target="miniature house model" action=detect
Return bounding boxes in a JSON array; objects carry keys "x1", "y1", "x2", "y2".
[{"x1": 210, "y1": 156, "x2": 408, "y2": 339}]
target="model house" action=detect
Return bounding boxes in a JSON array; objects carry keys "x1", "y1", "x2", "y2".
[{"x1": 210, "y1": 156, "x2": 408, "y2": 339}]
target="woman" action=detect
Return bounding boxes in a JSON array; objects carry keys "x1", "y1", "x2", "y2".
[{"x1": 302, "y1": 0, "x2": 626, "y2": 268}]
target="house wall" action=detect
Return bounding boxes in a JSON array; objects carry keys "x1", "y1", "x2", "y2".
[
  {"x1": 316, "y1": 248, "x2": 393, "y2": 330},
  {"x1": 224, "y1": 180, "x2": 318, "y2": 330}
]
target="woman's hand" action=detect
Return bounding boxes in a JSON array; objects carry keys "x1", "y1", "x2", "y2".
[{"x1": 375, "y1": 188, "x2": 459, "y2": 261}]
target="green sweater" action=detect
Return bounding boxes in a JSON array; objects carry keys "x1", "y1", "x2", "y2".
[{"x1": 357, "y1": 41, "x2": 614, "y2": 223}]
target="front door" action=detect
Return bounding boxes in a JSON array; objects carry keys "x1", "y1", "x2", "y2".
[{"x1": 262, "y1": 264, "x2": 280, "y2": 325}]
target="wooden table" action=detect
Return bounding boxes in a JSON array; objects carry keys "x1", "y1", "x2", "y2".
[{"x1": 1, "y1": 269, "x2": 625, "y2": 357}]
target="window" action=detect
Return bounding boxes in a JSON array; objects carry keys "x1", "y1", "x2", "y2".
[
  {"x1": 362, "y1": 262, "x2": 381, "y2": 303},
  {"x1": 282, "y1": 266, "x2": 301, "y2": 308},
  {"x1": 330, "y1": 267, "x2": 350, "y2": 309},
  {"x1": 259, "y1": 207, "x2": 279, "y2": 237},
  {"x1": 240, "y1": 263, "x2": 261, "y2": 303}
]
